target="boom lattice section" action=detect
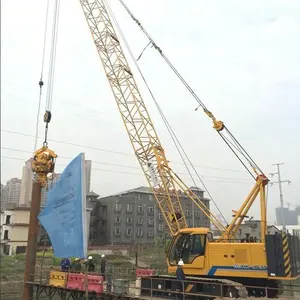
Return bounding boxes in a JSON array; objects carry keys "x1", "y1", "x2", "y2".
[{"x1": 79, "y1": 0, "x2": 226, "y2": 235}]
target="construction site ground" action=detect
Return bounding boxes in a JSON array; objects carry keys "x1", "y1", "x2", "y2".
[{"x1": 1, "y1": 250, "x2": 299, "y2": 299}]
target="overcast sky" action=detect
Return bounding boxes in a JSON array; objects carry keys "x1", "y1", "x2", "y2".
[{"x1": 1, "y1": 0, "x2": 299, "y2": 224}]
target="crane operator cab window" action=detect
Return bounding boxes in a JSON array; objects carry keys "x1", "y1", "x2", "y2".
[{"x1": 169, "y1": 234, "x2": 206, "y2": 265}]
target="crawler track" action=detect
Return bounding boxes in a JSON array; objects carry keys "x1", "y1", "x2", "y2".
[{"x1": 141, "y1": 275, "x2": 285, "y2": 298}]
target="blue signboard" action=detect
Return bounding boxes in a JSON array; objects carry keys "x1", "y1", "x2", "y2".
[{"x1": 38, "y1": 153, "x2": 87, "y2": 258}]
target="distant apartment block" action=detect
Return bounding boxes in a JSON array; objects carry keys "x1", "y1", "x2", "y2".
[
  {"x1": 1, "y1": 178, "x2": 22, "y2": 209},
  {"x1": 19, "y1": 159, "x2": 33, "y2": 206},
  {"x1": 276, "y1": 205, "x2": 300, "y2": 226},
  {"x1": 41, "y1": 173, "x2": 61, "y2": 206},
  {"x1": 85, "y1": 160, "x2": 92, "y2": 193},
  {"x1": 100, "y1": 186, "x2": 210, "y2": 245},
  {"x1": 235, "y1": 220, "x2": 280, "y2": 241},
  {"x1": 41, "y1": 160, "x2": 92, "y2": 206}
]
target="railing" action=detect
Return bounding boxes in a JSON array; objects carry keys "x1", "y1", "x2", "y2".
[{"x1": 22, "y1": 266, "x2": 300, "y2": 299}]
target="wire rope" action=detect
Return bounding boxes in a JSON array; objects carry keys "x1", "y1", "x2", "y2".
[
  {"x1": 104, "y1": 0, "x2": 228, "y2": 225},
  {"x1": 34, "y1": 0, "x2": 50, "y2": 152}
]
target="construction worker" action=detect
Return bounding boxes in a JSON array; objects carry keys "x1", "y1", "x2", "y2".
[
  {"x1": 100, "y1": 254, "x2": 106, "y2": 277},
  {"x1": 175, "y1": 259, "x2": 185, "y2": 300},
  {"x1": 60, "y1": 258, "x2": 71, "y2": 272},
  {"x1": 85, "y1": 255, "x2": 95, "y2": 272},
  {"x1": 106, "y1": 263, "x2": 113, "y2": 292},
  {"x1": 71, "y1": 258, "x2": 82, "y2": 272}
]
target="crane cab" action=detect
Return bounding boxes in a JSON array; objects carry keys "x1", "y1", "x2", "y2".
[{"x1": 167, "y1": 227, "x2": 211, "y2": 276}]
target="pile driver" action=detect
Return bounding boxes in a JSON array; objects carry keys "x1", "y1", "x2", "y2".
[{"x1": 78, "y1": 0, "x2": 300, "y2": 298}]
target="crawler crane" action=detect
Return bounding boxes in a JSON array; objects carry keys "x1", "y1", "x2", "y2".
[{"x1": 78, "y1": 0, "x2": 300, "y2": 298}]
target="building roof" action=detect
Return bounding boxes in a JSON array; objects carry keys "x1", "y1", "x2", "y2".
[
  {"x1": 87, "y1": 191, "x2": 100, "y2": 198},
  {"x1": 104, "y1": 185, "x2": 209, "y2": 199},
  {"x1": 190, "y1": 186, "x2": 204, "y2": 192}
]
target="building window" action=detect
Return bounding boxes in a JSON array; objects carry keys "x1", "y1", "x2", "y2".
[
  {"x1": 186, "y1": 209, "x2": 191, "y2": 217},
  {"x1": 148, "y1": 229, "x2": 154, "y2": 237},
  {"x1": 115, "y1": 216, "x2": 120, "y2": 224},
  {"x1": 114, "y1": 228, "x2": 120, "y2": 236},
  {"x1": 188, "y1": 220, "x2": 193, "y2": 227},
  {"x1": 5, "y1": 215, "x2": 11, "y2": 225},
  {"x1": 126, "y1": 204, "x2": 132, "y2": 212},
  {"x1": 4, "y1": 230, "x2": 9, "y2": 240},
  {"x1": 204, "y1": 221, "x2": 209, "y2": 228},
  {"x1": 158, "y1": 224, "x2": 164, "y2": 232},
  {"x1": 148, "y1": 217, "x2": 154, "y2": 225},
  {"x1": 126, "y1": 228, "x2": 132, "y2": 236},
  {"x1": 195, "y1": 211, "x2": 200, "y2": 217},
  {"x1": 126, "y1": 217, "x2": 132, "y2": 224},
  {"x1": 137, "y1": 217, "x2": 144, "y2": 224},
  {"x1": 149, "y1": 195, "x2": 154, "y2": 201},
  {"x1": 148, "y1": 206, "x2": 154, "y2": 214},
  {"x1": 158, "y1": 212, "x2": 163, "y2": 220},
  {"x1": 137, "y1": 229, "x2": 143, "y2": 237},
  {"x1": 137, "y1": 205, "x2": 144, "y2": 213},
  {"x1": 115, "y1": 203, "x2": 121, "y2": 212}
]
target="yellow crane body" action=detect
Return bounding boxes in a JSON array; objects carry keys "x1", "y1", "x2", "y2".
[
  {"x1": 168, "y1": 228, "x2": 271, "y2": 278},
  {"x1": 78, "y1": 0, "x2": 300, "y2": 297}
]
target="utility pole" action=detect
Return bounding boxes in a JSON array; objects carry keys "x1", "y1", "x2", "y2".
[{"x1": 270, "y1": 163, "x2": 291, "y2": 232}]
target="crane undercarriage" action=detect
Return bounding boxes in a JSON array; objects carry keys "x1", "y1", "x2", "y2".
[{"x1": 141, "y1": 275, "x2": 281, "y2": 298}]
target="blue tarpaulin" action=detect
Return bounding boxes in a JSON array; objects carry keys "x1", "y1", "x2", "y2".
[{"x1": 38, "y1": 153, "x2": 87, "y2": 258}]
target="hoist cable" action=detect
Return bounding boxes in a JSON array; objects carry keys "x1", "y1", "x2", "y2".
[
  {"x1": 46, "y1": 0, "x2": 60, "y2": 111},
  {"x1": 104, "y1": 0, "x2": 228, "y2": 226},
  {"x1": 44, "y1": 0, "x2": 61, "y2": 146},
  {"x1": 118, "y1": 0, "x2": 265, "y2": 178},
  {"x1": 34, "y1": 0, "x2": 50, "y2": 152}
]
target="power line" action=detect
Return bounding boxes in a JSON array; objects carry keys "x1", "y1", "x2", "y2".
[
  {"x1": 1, "y1": 155, "x2": 251, "y2": 184},
  {"x1": 2, "y1": 89, "x2": 106, "y2": 117},
  {"x1": 1, "y1": 129, "x2": 246, "y2": 173},
  {"x1": 0, "y1": 150, "x2": 251, "y2": 182}
]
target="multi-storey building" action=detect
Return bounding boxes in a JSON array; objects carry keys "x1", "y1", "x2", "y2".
[
  {"x1": 1, "y1": 183, "x2": 6, "y2": 209},
  {"x1": 19, "y1": 159, "x2": 33, "y2": 206},
  {"x1": 41, "y1": 173, "x2": 61, "y2": 206},
  {"x1": 0, "y1": 207, "x2": 30, "y2": 255},
  {"x1": 276, "y1": 205, "x2": 300, "y2": 226},
  {"x1": 85, "y1": 160, "x2": 92, "y2": 193},
  {"x1": 1, "y1": 178, "x2": 22, "y2": 208},
  {"x1": 41, "y1": 160, "x2": 92, "y2": 206},
  {"x1": 100, "y1": 186, "x2": 210, "y2": 245}
]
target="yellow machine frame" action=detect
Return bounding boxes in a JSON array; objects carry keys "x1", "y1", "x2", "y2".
[{"x1": 78, "y1": 0, "x2": 299, "y2": 288}]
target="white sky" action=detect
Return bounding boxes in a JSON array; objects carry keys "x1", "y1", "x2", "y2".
[{"x1": 1, "y1": 0, "x2": 300, "y2": 224}]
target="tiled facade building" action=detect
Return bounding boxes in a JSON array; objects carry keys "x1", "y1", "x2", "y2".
[{"x1": 100, "y1": 186, "x2": 210, "y2": 245}]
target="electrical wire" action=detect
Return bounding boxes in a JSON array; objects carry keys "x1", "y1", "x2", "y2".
[
  {"x1": 0, "y1": 155, "x2": 252, "y2": 185},
  {"x1": 1, "y1": 129, "x2": 247, "y2": 173},
  {"x1": 0, "y1": 147, "x2": 252, "y2": 182},
  {"x1": 105, "y1": 0, "x2": 228, "y2": 225}
]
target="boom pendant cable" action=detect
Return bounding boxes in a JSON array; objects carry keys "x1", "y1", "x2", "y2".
[
  {"x1": 117, "y1": 0, "x2": 265, "y2": 179},
  {"x1": 104, "y1": 0, "x2": 228, "y2": 226}
]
